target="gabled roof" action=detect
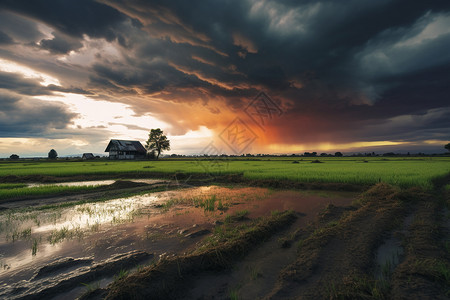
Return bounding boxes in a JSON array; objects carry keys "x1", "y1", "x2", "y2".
[
  {"x1": 82, "y1": 153, "x2": 94, "y2": 158},
  {"x1": 105, "y1": 140, "x2": 146, "y2": 153}
]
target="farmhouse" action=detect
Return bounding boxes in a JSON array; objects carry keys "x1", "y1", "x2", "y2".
[
  {"x1": 82, "y1": 153, "x2": 95, "y2": 160},
  {"x1": 105, "y1": 139, "x2": 146, "y2": 160}
]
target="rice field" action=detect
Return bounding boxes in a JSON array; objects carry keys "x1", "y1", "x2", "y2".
[
  {"x1": 0, "y1": 157, "x2": 449, "y2": 189},
  {"x1": 0, "y1": 185, "x2": 99, "y2": 201},
  {"x1": 0, "y1": 183, "x2": 27, "y2": 189}
]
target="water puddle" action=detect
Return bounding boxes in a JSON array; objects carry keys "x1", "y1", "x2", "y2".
[
  {"x1": 375, "y1": 213, "x2": 414, "y2": 280},
  {"x1": 0, "y1": 185, "x2": 356, "y2": 299},
  {"x1": 26, "y1": 179, "x2": 162, "y2": 188}
]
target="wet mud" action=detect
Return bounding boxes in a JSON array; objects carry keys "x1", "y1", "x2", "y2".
[{"x1": 0, "y1": 185, "x2": 356, "y2": 299}]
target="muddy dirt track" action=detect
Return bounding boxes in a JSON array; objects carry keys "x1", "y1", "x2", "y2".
[{"x1": 77, "y1": 182, "x2": 450, "y2": 300}]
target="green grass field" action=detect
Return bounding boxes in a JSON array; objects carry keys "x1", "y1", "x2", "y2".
[
  {"x1": 0, "y1": 185, "x2": 99, "y2": 201},
  {"x1": 0, "y1": 157, "x2": 449, "y2": 189}
]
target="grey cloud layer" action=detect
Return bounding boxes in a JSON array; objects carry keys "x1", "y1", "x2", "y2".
[{"x1": 0, "y1": 90, "x2": 77, "y2": 137}]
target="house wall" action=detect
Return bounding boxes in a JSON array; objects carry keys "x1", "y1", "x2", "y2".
[{"x1": 108, "y1": 151, "x2": 145, "y2": 160}]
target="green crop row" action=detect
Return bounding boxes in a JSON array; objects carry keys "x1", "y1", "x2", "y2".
[{"x1": 0, "y1": 158, "x2": 449, "y2": 189}]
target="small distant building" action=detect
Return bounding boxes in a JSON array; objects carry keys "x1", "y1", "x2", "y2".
[
  {"x1": 105, "y1": 139, "x2": 146, "y2": 160},
  {"x1": 82, "y1": 153, "x2": 95, "y2": 160}
]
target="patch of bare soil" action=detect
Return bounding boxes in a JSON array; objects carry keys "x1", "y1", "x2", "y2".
[
  {"x1": 264, "y1": 183, "x2": 410, "y2": 299},
  {"x1": 92, "y1": 182, "x2": 447, "y2": 300},
  {"x1": 185, "y1": 217, "x2": 307, "y2": 300},
  {"x1": 74, "y1": 189, "x2": 356, "y2": 300},
  {"x1": 184, "y1": 204, "x2": 357, "y2": 299},
  {"x1": 0, "y1": 250, "x2": 153, "y2": 300},
  {"x1": 390, "y1": 190, "x2": 450, "y2": 299},
  {"x1": 261, "y1": 183, "x2": 450, "y2": 300},
  {"x1": 5, "y1": 181, "x2": 446, "y2": 299}
]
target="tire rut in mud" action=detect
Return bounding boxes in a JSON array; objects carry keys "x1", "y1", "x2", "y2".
[
  {"x1": 390, "y1": 187, "x2": 450, "y2": 299},
  {"x1": 267, "y1": 183, "x2": 413, "y2": 299}
]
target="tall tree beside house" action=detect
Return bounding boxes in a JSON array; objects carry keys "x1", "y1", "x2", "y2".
[
  {"x1": 48, "y1": 149, "x2": 58, "y2": 159},
  {"x1": 145, "y1": 129, "x2": 170, "y2": 159},
  {"x1": 445, "y1": 143, "x2": 450, "y2": 152}
]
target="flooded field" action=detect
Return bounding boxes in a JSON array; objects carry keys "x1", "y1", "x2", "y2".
[
  {"x1": 26, "y1": 179, "x2": 162, "y2": 188},
  {"x1": 0, "y1": 185, "x2": 355, "y2": 299}
]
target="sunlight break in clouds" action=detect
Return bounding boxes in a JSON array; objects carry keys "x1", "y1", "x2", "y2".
[{"x1": 0, "y1": 58, "x2": 60, "y2": 86}]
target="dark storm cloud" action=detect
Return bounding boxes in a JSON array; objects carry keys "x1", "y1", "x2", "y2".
[
  {"x1": 0, "y1": 31, "x2": 13, "y2": 45},
  {"x1": 0, "y1": 11, "x2": 45, "y2": 42},
  {"x1": 47, "y1": 84, "x2": 93, "y2": 95},
  {"x1": 89, "y1": 0, "x2": 450, "y2": 144},
  {"x1": 0, "y1": 91, "x2": 77, "y2": 137},
  {"x1": 0, "y1": 71, "x2": 92, "y2": 96},
  {"x1": 90, "y1": 54, "x2": 214, "y2": 94},
  {"x1": 39, "y1": 31, "x2": 83, "y2": 54},
  {"x1": 0, "y1": 0, "x2": 128, "y2": 41},
  {"x1": 112, "y1": 0, "x2": 448, "y2": 79},
  {"x1": 95, "y1": 0, "x2": 450, "y2": 98},
  {"x1": 0, "y1": 0, "x2": 143, "y2": 58},
  {"x1": 366, "y1": 109, "x2": 450, "y2": 143},
  {"x1": 0, "y1": 71, "x2": 51, "y2": 95}
]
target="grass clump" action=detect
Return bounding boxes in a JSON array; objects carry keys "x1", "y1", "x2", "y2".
[
  {"x1": 48, "y1": 226, "x2": 84, "y2": 244},
  {"x1": 81, "y1": 282, "x2": 100, "y2": 292},
  {"x1": 412, "y1": 258, "x2": 450, "y2": 285},
  {"x1": 249, "y1": 265, "x2": 262, "y2": 280},
  {"x1": 224, "y1": 210, "x2": 249, "y2": 223},
  {"x1": 160, "y1": 194, "x2": 229, "y2": 213},
  {"x1": 326, "y1": 275, "x2": 390, "y2": 300},
  {"x1": 196, "y1": 210, "x2": 296, "y2": 255},
  {"x1": 114, "y1": 269, "x2": 129, "y2": 282},
  {"x1": 229, "y1": 288, "x2": 240, "y2": 300},
  {"x1": 31, "y1": 238, "x2": 38, "y2": 256},
  {"x1": 160, "y1": 198, "x2": 183, "y2": 212},
  {"x1": 193, "y1": 195, "x2": 219, "y2": 212},
  {"x1": 278, "y1": 228, "x2": 302, "y2": 248},
  {"x1": 7, "y1": 227, "x2": 32, "y2": 242}
]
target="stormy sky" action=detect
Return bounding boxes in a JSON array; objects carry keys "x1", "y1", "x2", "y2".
[{"x1": 0, "y1": 0, "x2": 449, "y2": 156}]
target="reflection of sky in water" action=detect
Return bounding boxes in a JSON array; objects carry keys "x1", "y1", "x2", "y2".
[
  {"x1": 0, "y1": 190, "x2": 173, "y2": 279},
  {"x1": 0, "y1": 186, "x2": 266, "y2": 279},
  {"x1": 27, "y1": 180, "x2": 115, "y2": 188},
  {"x1": 0, "y1": 185, "x2": 355, "y2": 283},
  {"x1": 27, "y1": 179, "x2": 163, "y2": 188},
  {"x1": 0, "y1": 186, "x2": 343, "y2": 241},
  {"x1": 1, "y1": 193, "x2": 163, "y2": 237},
  {"x1": 0, "y1": 186, "x2": 267, "y2": 246}
]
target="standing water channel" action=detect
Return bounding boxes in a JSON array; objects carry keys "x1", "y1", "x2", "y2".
[{"x1": 0, "y1": 185, "x2": 356, "y2": 299}]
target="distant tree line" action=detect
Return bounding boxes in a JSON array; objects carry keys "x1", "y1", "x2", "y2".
[
  {"x1": 167, "y1": 149, "x2": 450, "y2": 158},
  {"x1": 6, "y1": 143, "x2": 450, "y2": 160},
  {"x1": 168, "y1": 151, "x2": 345, "y2": 158}
]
